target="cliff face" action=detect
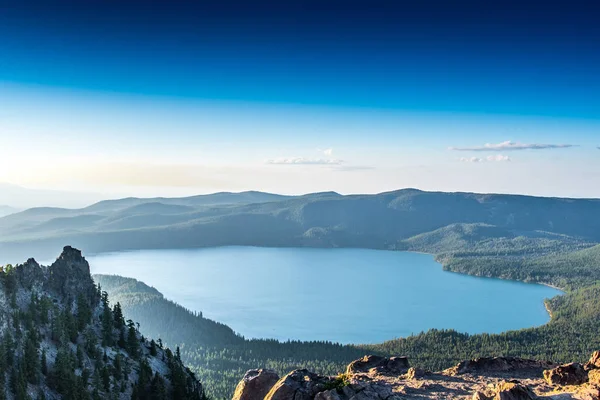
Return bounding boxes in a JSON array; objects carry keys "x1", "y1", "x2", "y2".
[
  {"x1": 0, "y1": 246, "x2": 205, "y2": 400},
  {"x1": 233, "y1": 354, "x2": 600, "y2": 400}
]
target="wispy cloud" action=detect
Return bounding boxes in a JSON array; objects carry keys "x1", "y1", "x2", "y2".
[
  {"x1": 265, "y1": 157, "x2": 343, "y2": 165},
  {"x1": 316, "y1": 147, "x2": 334, "y2": 156},
  {"x1": 459, "y1": 155, "x2": 511, "y2": 163},
  {"x1": 333, "y1": 165, "x2": 375, "y2": 172},
  {"x1": 449, "y1": 140, "x2": 576, "y2": 152}
]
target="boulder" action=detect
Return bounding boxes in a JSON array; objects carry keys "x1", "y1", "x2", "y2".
[
  {"x1": 576, "y1": 384, "x2": 600, "y2": 400},
  {"x1": 233, "y1": 369, "x2": 280, "y2": 400},
  {"x1": 405, "y1": 367, "x2": 429, "y2": 380},
  {"x1": 472, "y1": 392, "x2": 492, "y2": 400},
  {"x1": 543, "y1": 363, "x2": 588, "y2": 386},
  {"x1": 314, "y1": 390, "x2": 343, "y2": 400},
  {"x1": 493, "y1": 381, "x2": 537, "y2": 400},
  {"x1": 386, "y1": 357, "x2": 411, "y2": 373},
  {"x1": 265, "y1": 369, "x2": 335, "y2": 400},
  {"x1": 589, "y1": 369, "x2": 600, "y2": 385},
  {"x1": 346, "y1": 355, "x2": 409, "y2": 376},
  {"x1": 446, "y1": 357, "x2": 556, "y2": 376},
  {"x1": 586, "y1": 351, "x2": 600, "y2": 370}
]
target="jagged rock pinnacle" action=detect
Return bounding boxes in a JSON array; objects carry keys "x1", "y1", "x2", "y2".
[{"x1": 47, "y1": 245, "x2": 96, "y2": 301}]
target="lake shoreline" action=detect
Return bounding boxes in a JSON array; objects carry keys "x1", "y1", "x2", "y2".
[{"x1": 88, "y1": 246, "x2": 562, "y2": 345}]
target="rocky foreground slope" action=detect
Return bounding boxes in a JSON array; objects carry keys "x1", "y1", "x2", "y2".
[
  {"x1": 0, "y1": 246, "x2": 205, "y2": 399},
  {"x1": 234, "y1": 353, "x2": 600, "y2": 400}
]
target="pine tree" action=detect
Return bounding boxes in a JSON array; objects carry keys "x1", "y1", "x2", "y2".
[
  {"x1": 23, "y1": 330, "x2": 40, "y2": 384},
  {"x1": 0, "y1": 370, "x2": 6, "y2": 400},
  {"x1": 126, "y1": 320, "x2": 139, "y2": 359},
  {"x1": 52, "y1": 347, "x2": 76, "y2": 397},
  {"x1": 149, "y1": 372, "x2": 167, "y2": 400},
  {"x1": 77, "y1": 293, "x2": 92, "y2": 331},
  {"x1": 118, "y1": 328, "x2": 127, "y2": 349},
  {"x1": 113, "y1": 302, "x2": 125, "y2": 328},
  {"x1": 41, "y1": 349, "x2": 48, "y2": 375},
  {"x1": 130, "y1": 385, "x2": 139, "y2": 400},
  {"x1": 101, "y1": 299, "x2": 114, "y2": 347},
  {"x1": 112, "y1": 353, "x2": 122, "y2": 381},
  {"x1": 3, "y1": 334, "x2": 13, "y2": 367},
  {"x1": 76, "y1": 344, "x2": 85, "y2": 369}
]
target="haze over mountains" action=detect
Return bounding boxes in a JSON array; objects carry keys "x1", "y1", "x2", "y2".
[
  {"x1": 1, "y1": 188, "x2": 599, "y2": 263},
  {"x1": 0, "y1": 182, "x2": 104, "y2": 209}
]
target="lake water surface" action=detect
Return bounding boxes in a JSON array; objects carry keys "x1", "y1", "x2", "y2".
[{"x1": 88, "y1": 247, "x2": 562, "y2": 344}]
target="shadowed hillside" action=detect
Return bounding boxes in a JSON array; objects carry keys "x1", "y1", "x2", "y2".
[{"x1": 1, "y1": 189, "x2": 599, "y2": 262}]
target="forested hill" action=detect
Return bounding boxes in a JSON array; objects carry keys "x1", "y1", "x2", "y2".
[
  {"x1": 0, "y1": 247, "x2": 206, "y2": 400},
  {"x1": 1, "y1": 189, "x2": 600, "y2": 262}
]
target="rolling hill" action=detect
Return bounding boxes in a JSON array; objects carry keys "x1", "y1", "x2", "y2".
[{"x1": 0, "y1": 188, "x2": 598, "y2": 262}]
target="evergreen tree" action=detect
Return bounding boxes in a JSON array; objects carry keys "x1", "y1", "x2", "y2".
[
  {"x1": 3, "y1": 334, "x2": 14, "y2": 367},
  {"x1": 150, "y1": 372, "x2": 167, "y2": 400},
  {"x1": 101, "y1": 291, "x2": 113, "y2": 346},
  {"x1": 150, "y1": 339, "x2": 157, "y2": 356},
  {"x1": 76, "y1": 344, "x2": 85, "y2": 369},
  {"x1": 113, "y1": 302, "x2": 125, "y2": 328},
  {"x1": 126, "y1": 320, "x2": 139, "y2": 359},
  {"x1": 41, "y1": 349, "x2": 48, "y2": 376},
  {"x1": 118, "y1": 328, "x2": 126, "y2": 349},
  {"x1": 23, "y1": 330, "x2": 40, "y2": 384},
  {"x1": 0, "y1": 370, "x2": 6, "y2": 400},
  {"x1": 77, "y1": 293, "x2": 92, "y2": 331}
]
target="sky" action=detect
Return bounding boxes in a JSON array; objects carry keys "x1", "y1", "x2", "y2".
[{"x1": 1, "y1": 0, "x2": 600, "y2": 205}]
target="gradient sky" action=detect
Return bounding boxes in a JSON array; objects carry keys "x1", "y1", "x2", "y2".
[{"x1": 1, "y1": 0, "x2": 599, "y2": 203}]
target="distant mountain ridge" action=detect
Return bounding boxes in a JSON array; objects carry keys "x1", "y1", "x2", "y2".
[
  {"x1": 0, "y1": 205, "x2": 20, "y2": 217},
  {"x1": 1, "y1": 188, "x2": 599, "y2": 262}
]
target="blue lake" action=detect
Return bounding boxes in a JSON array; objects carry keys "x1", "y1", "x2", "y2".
[{"x1": 87, "y1": 247, "x2": 562, "y2": 344}]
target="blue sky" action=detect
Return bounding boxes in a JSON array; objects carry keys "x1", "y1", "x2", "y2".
[{"x1": 1, "y1": 0, "x2": 599, "y2": 202}]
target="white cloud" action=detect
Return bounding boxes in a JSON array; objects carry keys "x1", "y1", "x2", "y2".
[
  {"x1": 316, "y1": 147, "x2": 334, "y2": 156},
  {"x1": 449, "y1": 140, "x2": 576, "y2": 151},
  {"x1": 265, "y1": 157, "x2": 343, "y2": 165},
  {"x1": 460, "y1": 157, "x2": 483, "y2": 163},
  {"x1": 333, "y1": 165, "x2": 375, "y2": 172},
  {"x1": 459, "y1": 155, "x2": 511, "y2": 163},
  {"x1": 486, "y1": 154, "x2": 511, "y2": 162}
]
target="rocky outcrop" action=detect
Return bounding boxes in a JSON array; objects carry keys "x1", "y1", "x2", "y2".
[
  {"x1": 236, "y1": 352, "x2": 600, "y2": 400},
  {"x1": 473, "y1": 381, "x2": 538, "y2": 400},
  {"x1": 576, "y1": 384, "x2": 600, "y2": 400},
  {"x1": 445, "y1": 357, "x2": 556, "y2": 376},
  {"x1": 589, "y1": 370, "x2": 600, "y2": 385},
  {"x1": 346, "y1": 355, "x2": 409, "y2": 375},
  {"x1": 494, "y1": 381, "x2": 537, "y2": 399},
  {"x1": 405, "y1": 367, "x2": 429, "y2": 380},
  {"x1": 46, "y1": 245, "x2": 97, "y2": 302},
  {"x1": 15, "y1": 258, "x2": 45, "y2": 289},
  {"x1": 233, "y1": 369, "x2": 280, "y2": 400},
  {"x1": 265, "y1": 369, "x2": 336, "y2": 400},
  {"x1": 1, "y1": 246, "x2": 205, "y2": 400},
  {"x1": 543, "y1": 363, "x2": 588, "y2": 386},
  {"x1": 586, "y1": 351, "x2": 600, "y2": 370}
]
